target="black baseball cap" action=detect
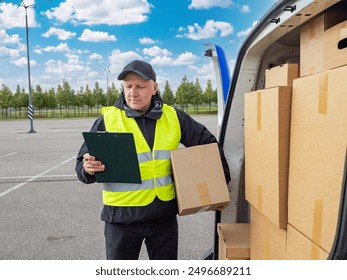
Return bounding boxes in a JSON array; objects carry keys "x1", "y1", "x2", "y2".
[{"x1": 117, "y1": 60, "x2": 156, "y2": 82}]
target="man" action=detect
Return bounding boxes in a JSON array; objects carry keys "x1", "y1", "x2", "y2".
[{"x1": 75, "y1": 60, "x2": 230, "y2": 260}]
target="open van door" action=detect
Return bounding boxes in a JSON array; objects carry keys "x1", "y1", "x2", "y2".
[{"x1": 210, "y1": 0, "x2": 347, "y2": 260}]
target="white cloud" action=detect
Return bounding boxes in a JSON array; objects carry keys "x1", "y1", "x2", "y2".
[
  {"x1": 188, "y1": 61, "x2": 215, "y2": 83},
  {"x1": 108, "y1": 49, "x2": 143, "y2": 74},
  {"x1": 89, "y1": 53, "x2": 103, "y2": 60},
  {"x1": 143, "y1": 46, "x2": 172, "y2": 57},
  {"x1": 11, "y1": 56, "x2": 37, "y2": 67},
  {"x1": 172, "y1": 52, "x2": 197, "y2": 65},
  {"x1": 78, "y1": 29, "x2": 116, "y2": 42},
  {"x1": 44, "y1": 58, "x2": 90, "y2": 74},
  {"x1": 0, "y1": 29, "x2": 21, "y2": 44},
  {"x1": 178, "y1": 20, "x2": 233, "y2": 40},
  {"x1": 149, "y1": 51, "x2": 197, "y2": 67},
  {"x1": 237, "y1": 21, "x2": 258, "y2": 38},
  {"x1": 42, "y1": 27, "x2": 76, "y2": 40},
  {"x1": 39, "y1": 43, "x2": 70, "y2": 53},
  {"x1": 139, "y1": 37, "x2": 155, "y2": 45},
  {"x1": 0, "y1": 46, "x2": 11, "y2": 59},
  {"x1": 44, "y1": 0, "x2": 151, "y2": 25},
  {"x1": 189, "y1": 0, "x2": 233, "y2": 9},
  {"x1": 0, "y1": 2, "x2": 39, "y2": 29},
  {"x1": 150, "y1": 56, "x2": 173, "y2": 66},
  {"x1": 240, "y1": 5, "x2": 250, "y2": 13}
]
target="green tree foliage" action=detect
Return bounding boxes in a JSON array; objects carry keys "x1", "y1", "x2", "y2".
[
  {"x1": 162, "y1": 81, "x2": 175, "y2": 105},
  {"x1": 13, "y1": 85, "x2": 28, "y2": 117},
  {"x1": 83, "y1": 84, "x2": 95, "y2": 114},
  {"x1": 93, "y1": 81, "x2": 106, "y2": 106},
  {"x1": 47, "y1": 87, "x2": 58, "y2": 112},
  {"x1": 192, "y1": 78, "x2": 203, "y2": 113},
  {"x1": 202, "y1": 79, "x2": 217, "y2": 110},
  {"x1": 0, "y1": 76, "x2": 218, "y2": 118},
  {"x1": 56, "y1": 80, "x2": 75, "y2": 116},
  {"x1": 107, "y1": 82, "x2": 120, "y2": 106},
  {"x1": 175, "y1": 75, "x2": 191, "y2": 110},
  {"x1": 32, "y1": 84, "x2": 48, "y2": 115},
  {"x1": 0, "y1": 84, "x2": 13, "y2": 118}
]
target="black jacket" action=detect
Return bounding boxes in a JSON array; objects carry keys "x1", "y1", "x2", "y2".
[{"x1": 75, "y1": 93, "x2": 230, "y2": 224}]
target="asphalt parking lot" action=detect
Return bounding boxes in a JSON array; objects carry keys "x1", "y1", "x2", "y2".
[{"x1": 0, "y1": 115, "x2": 218, "y2": 260}]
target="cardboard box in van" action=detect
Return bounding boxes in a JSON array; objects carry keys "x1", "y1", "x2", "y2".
[
  {"x1": 265, "y1": 63, "x2": 299, "y2": 88},
  {"x1": 288, "y1": 65, "x2": 347, "y2": 252},
  {"x1": 245, "y1": 86, "x2": 292, "y2": 229}
]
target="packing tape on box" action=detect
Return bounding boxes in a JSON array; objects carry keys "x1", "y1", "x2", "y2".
[
  {"x1": 197, "y1": 206, "x2": 210, "y2": 213},
  {"x1": 262, "y1": 217, "x2": 271, "y2": 260},
  {"x1": 319, "y1": 72, "x2": 328, "y2": 115},
  {"x1": 257, "y1": 91, "x2": 262, "y2": 131},
  {"x1": 311, "y1": 199, "x2": 323, "y2": 259},
  {"x1": 197, "y1": 182, "x2": 212, "y2": 205},
  {"x1": 311, "y1": 243, "x2": 320, "y2": 260}
]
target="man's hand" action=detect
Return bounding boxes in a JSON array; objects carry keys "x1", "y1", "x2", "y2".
[{"x1": 83, "y1": 153, "x2": 105, "y2": 175}]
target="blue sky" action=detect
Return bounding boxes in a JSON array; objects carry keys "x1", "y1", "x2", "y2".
[{"x1": 0, "y1": 0, "x2": 276, "y2": 93}]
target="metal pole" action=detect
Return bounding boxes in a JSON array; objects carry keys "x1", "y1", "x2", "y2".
[
  {"x1": 104, "y1": 68, "x2": 110, "y2": 106},
  {"x1": 22, "y1": 2, "x2": 36, "y2": 133}
]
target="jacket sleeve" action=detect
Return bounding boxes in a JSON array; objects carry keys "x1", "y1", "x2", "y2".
[
  {"x1": 175, "y1": 109, "x2": 231, "y2": 183},
  {"x1": 75, "y1": 116, "x2": 106, "y2": 184}
]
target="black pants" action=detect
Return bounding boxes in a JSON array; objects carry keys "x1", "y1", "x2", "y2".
[{"x1": 104, "y1": 215, "x2": 178, "y2": 260}]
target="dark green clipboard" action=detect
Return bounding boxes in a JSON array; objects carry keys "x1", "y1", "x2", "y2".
[{"x1": 82, "y1": 132, "x2": 141, "y2": 184}]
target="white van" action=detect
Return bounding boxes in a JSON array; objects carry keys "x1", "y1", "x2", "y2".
[{"x1": 209, "y1": 0, "x2": 347, "y2": 260}]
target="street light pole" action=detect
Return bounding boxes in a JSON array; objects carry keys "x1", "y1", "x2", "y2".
[
  {"x1": 21, "y1": 1, "x2": 35, "y2": 133},
  {"x1": 104, "y1": 68, "x2": 110, "y2": 106}
]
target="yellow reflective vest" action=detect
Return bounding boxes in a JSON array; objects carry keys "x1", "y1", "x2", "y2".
[{"x1": 101, "y1": 105, "x2": 181, "y2": 207}]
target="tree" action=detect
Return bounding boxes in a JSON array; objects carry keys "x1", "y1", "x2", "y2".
[
  {"x1": 32, "y1": 84, "x2": 48, "y2": 116},
  {"x1": 56, "y1": 80, "x2": 75, "y2": 116},
  {"x1": 13, "y1": 85, "x2": 28, "y2": 118},
  {"x1": 108, "y1": 82, "x2": 120, "y2": 106},
  {"x1": 202, "y1": 79, "x2": 216, "y2": 111},
  {"x1": 93, "y1": 81, "x2": 106, "y2": 108},
  {"x1": 162, "y1": 81, "x2": 175, "y2": 105},
  {"x1": 0, "y1": 84, "x2": 13, "y2": 118},
  {"x1": 47, "y1": 87, "x2": 58, "y2": 116},
  {"x1": 175, "y1": 76, "x2": 191, "y2": 111},
  {"x1": 192, "y1": 78, "x2": 203, "y2": 113},
  {"x1": 83, "y1": 84, "x2": 95, "y2": 115}
]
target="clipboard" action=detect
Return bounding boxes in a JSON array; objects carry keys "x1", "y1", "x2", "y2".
[{"x1": 82, "y1": 132, "x2": 141, "y2": 184}]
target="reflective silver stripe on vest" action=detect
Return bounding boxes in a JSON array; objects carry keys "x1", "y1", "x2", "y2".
[
  {"x1": 137, "y1": 151, "x2": 152, "y2": 163},
  {"x1": 154, "y1": 150, "x2": 171, "y2": 160},
  {"x1": 103, "y1": 179, "x2": 154, "y2": 192},
  {"x1": 137, "y1": 150, "x2": 171, "y2": 163},
  {"x1": 103, "y1": 174, "x2": 173, "y2": 192},
  {"x1": 156, "y1": 174, "x2": 173, "y2": 186}
]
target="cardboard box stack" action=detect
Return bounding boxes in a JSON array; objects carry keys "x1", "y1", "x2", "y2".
[
  {"x1": 244, "y1": 85, "x2": 292, "y2": 229},
  {"x1": 300, "y1": 9, "x2": 347, "y2": 76},
  {"x1": 288, "y1": 10, "x2": 347, "y2": 257},
  {"x1": 250, "y1": 206, "x2": 286, "y2": 260},
  {"x1": 286, "y1": 224, "x2": 329, "y2": 260},
  {"x1": 171, "y1": 143, "x2": 230, "y2": 216},
  {"x1": 288, "y1": 60, "x2": 347, "y2": 254},
  {"x1": 217, "y1": 223, "x2": 250, "y2": 260},
  {"x1": 244, "y1": 63, "x2": 296, "y2": 259},
  {"x1": 243, "y1": 7, "x2": 347, "y2": 259}
]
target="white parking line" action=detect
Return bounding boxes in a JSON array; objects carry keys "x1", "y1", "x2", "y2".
[
  {"x1": 0, "y1": 152, "x2": 17, "y2": 159},
  {"x1": 0, "y1": 155, "x2": 76, "y2": 198},
  {"x1": 0, "y1": 174, "x2": 76, "y2": 180}
]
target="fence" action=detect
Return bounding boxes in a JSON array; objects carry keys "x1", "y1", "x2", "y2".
[{"x1": 0, "y1": 104, "x2": 217, "y2": 120}]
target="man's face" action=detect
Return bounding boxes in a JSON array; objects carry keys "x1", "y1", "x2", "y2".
[{"x1": 123, "y1": 73, "x2": 158, "y2": 113}]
